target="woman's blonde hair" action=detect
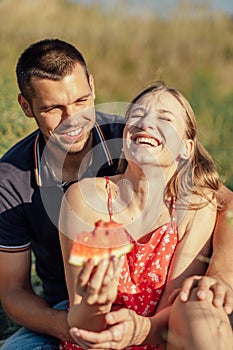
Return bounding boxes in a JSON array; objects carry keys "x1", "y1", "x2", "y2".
[{"x1": 118, "y1": 81, "x2": 220, "y2": 207}]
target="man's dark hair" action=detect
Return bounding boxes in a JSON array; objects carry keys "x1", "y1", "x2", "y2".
[{"x1": 16, "y1": 38, "x2": 89, "y2": 102}]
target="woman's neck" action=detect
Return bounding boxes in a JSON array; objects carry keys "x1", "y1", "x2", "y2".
[
  {"x1": 119, "y1": 163, "x2": 173, "y2": 208},
  {"x1": 112, "y1": 164, "x2": 174, "y2": 237}
]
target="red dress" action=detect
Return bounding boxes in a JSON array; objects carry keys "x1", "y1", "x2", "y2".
[{"x1": 60, "y1": 177, "x2": 178, "y2": 350}]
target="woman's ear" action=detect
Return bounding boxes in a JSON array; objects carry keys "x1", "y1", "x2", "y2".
[
  {"x1": 88, "y1": 74, "x2": 95, "y2": 100},
  {"x1": 180, "y1": 139, "x2": 194, "y2": 160},
  {"x1": 18, "y1": 94, "x2": 34, "y2": 118}
]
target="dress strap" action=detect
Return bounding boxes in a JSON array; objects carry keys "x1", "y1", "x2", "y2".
[
  {"x1": 171, "y1": 197, "x2": 177, "y2": 229},
  {"x1": 105, "y1": 176, "x2": 114, "y2": 221}
]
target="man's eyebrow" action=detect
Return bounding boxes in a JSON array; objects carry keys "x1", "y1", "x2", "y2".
[
  {"x1": 39, "y1": 93, "x2": 92, "y2": 111},
  {"x1": 75, "y1": 93, "x2": 92, "y2": 101},
  {"x1": 39, "y1": 104, "x2": 59, "y2": 111}
]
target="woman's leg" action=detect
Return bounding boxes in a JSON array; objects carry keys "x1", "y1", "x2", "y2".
[{"x1": 167, "y1": 288, "x2": 233, "y2": 350}]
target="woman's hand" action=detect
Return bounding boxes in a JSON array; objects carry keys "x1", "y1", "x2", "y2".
[
  {"x1": 170, "y1": 275, "x2": 233, "y2": 315},
  {"x1": 69, "y1": 308, "x2": 151, "y2": 349},
  {"x1": 77, "y1": 256, "x2": 125, "y2": 306}
]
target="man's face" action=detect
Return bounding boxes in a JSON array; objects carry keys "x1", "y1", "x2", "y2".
[{"x1": 25, "y1": 63, "x2": 96, "y2": 154}]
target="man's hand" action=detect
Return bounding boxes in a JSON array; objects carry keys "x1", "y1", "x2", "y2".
[
  {"x1": 69, "y1": 308, "x2": 150, "y2": 349},
  {"x1": 171, "y1": 275, "x2": 233, "y2": 315}
]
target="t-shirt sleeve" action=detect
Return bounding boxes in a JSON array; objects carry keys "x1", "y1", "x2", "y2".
[{"x1": 0, "y1": 173, "x2": 31, "y2": 253}]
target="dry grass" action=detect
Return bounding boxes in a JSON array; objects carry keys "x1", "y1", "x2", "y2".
[
  {"x1": 0, "y1": 1, "x2": 232, "y2": 181},
  {"x1": 0, "y1": 0, "x2": 233, "y2": 339}
]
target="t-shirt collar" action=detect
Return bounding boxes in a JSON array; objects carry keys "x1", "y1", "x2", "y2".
[{"x1": 33, "y1": 121, "x2": 113, "y2": 188}]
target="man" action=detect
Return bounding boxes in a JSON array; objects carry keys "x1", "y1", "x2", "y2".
[
  {"x1": 0, "y1": 38, "x2": 232, "y2": 349},
  {"x1": 0, "y1": 38, "x2": 124, "y2": 349}
]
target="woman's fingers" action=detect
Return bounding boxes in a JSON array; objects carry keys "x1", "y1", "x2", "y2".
[
  {"x1": 88, "y1": 259, "x2": 109, "y2": 291},
  {"x1": 70, "y1": 323, "x2": 125, "y2": 349},
  {"x1": 86, "y1": 256, "x2": 124, "y2": 305},
  {"x1": 70, "y1": 327, "x2": 95, "y2": 349},
  {"x1": 77, "y1": 255, "x2": 125, "y2": 305},
  {"x1": 103, "y1": 255, "x2": 125, "y2": 286}
]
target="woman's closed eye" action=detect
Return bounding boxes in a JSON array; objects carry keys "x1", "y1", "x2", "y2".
[{"x1": 158, "y1": 114, "x2": 173, "y2": 122}]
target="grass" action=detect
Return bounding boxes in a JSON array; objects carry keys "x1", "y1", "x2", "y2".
[
  {"x1": 0, "y1": 0, "x2": 232, "y2": 186},
  {"x1": 0, "y1": 0, "x2": 232, "y2": 339}
]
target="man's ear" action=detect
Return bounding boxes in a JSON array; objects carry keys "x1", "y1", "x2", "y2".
[
  {"x1": 88, "y1": 74, "x2": 95, "y2": 100},
  {"x1": 180, "y1": 139, "x2": 194, "y2": 160},
  {"x1": 18, "y1": 94, "x2": 34, "y2": 118}
]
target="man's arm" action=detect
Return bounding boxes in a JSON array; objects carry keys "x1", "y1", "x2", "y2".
[
  {"x1": 178, "y1": 185, "x2": 233, "y2": 312},
  {"x1": 0, "y1": 249, "x2": 72, "y2": 342},
  {"x1": 207, "y1": 184, "x2": 233, "y2": 285}
]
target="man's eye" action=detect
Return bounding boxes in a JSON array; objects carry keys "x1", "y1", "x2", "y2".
[
  {"x1": 76, "y1": 99, "x2": 87, "y2": 104},
  {"x1": 41, "y1": 106, "x2": 62, "y2": 116},
  {"x1": 46, "y1": 106, "x2": 61, "y2": 112}
]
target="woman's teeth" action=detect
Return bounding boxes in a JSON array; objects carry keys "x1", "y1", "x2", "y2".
[{"x1": 135, "y1": 137, "x2": 160, "y2": 146}]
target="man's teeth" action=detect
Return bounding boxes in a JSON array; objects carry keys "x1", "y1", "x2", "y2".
[
  {"x1": 67, "y1": 128, "x2": 81, "y2": 137},
  {"x1": 135, "y1": 137, "x2": 159, "y2": 146}
]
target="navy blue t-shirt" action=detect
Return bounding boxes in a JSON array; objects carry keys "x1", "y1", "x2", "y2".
[{"x1": 0, "y1": 112, "x2": 124, "y2": 305}]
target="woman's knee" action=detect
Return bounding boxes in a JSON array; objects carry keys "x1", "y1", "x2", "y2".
[{"x1": 168, "y1": 288, "x2": 233, "y2": 350}]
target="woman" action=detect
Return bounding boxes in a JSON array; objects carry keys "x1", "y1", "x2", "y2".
[{"x1": 58, "y1": 82, "x2": 232, "y2": 349}]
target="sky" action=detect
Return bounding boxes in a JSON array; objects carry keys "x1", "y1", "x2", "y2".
[
  {"x1": 71, "y1": 0, "x2": 233, "y2": 16},
  {"x1": 210, "y1": 0, "x2": 233, "y2": 14}
]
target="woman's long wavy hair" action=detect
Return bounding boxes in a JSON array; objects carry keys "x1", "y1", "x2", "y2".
[{"x1": 117, "y1": 82, "x2": 220, "y2": 208}]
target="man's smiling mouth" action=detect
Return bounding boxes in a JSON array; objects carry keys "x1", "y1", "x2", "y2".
[{"x1": 67, "y1": 128, "x2": 82, "y2": 137}]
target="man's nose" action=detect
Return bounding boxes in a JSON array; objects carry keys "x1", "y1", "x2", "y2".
[{"x1": 62, "y1": 105, "x2": 79, "y2": 120}]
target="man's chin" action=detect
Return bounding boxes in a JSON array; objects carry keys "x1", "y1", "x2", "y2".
[
  {"x1": 47, "y1": 131, "x2": 92, "y2": 156},
  {"x1": 57, "y1": 141, "x2": 90, "y2": 156},
  {"x1": 57, "y1": 144, "x2": 85, "y2": 155},
  {"x1": 66, "y1": 148, "x2": 85, "y2": 156}
]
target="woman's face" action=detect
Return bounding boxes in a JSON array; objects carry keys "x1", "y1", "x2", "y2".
[{"x1": 123, "y1": 90, "x2": 192, "y2": 168}]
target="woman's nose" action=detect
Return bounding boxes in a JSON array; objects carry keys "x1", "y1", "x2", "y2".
[{"x1": 136, "y1": 115, "x2": 155, "y2": 130}]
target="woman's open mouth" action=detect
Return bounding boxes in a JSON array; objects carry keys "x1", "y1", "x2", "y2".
[{"x1": 132, "y1": 134, "x2": 162, "y2": 147}]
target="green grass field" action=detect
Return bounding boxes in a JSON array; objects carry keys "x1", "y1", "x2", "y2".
[{"x1": 0, "y1": 0, "x2": 232, "y2": 340}]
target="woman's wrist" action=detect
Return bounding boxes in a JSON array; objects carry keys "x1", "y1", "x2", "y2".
[
  {"x1": 81, "y1": 298, "x2": 112, "y2": 314},
  {"x1": 68, "y1": 301, "x2": 112, "y2": 331},
  {"x1": 136, "y1": 315, "x2": 152, "y2": 345}
]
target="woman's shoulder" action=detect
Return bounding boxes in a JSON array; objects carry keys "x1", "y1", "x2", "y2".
[
  {"x1": 67, "y1": 175, "x2": 121, "y2": 197},
  {"x1": 176, "y1": 193, "x2": 217, "y2": 239},
  {"x1": 66, "y1": 177, "x2": 106, "y2": 197},
  {"x1": 176, "y1": 190, "x2": 217, "y2": 212},
  {"x1": 63, "y1": 176, "x2": 120, "y2": 224}
]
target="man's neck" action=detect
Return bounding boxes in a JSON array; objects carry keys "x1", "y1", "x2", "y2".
[{"x1": 44, "y1": 132, "x2": 93, "y2": 183}]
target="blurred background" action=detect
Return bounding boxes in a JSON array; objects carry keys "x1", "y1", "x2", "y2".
[{"x1": 0, "y1": 0, "x2": 232, "y2": 339}]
